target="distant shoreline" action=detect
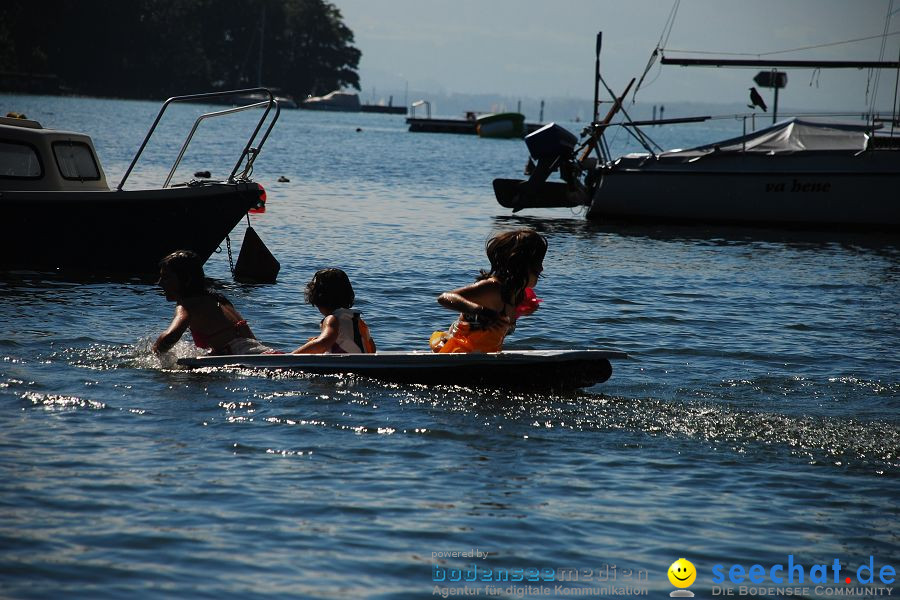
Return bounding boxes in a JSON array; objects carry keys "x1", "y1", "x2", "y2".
[{"x1": 1, "y1": 86, "x2": 876, "y2": 125}]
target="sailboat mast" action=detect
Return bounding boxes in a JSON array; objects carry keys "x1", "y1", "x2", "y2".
[{"x1": 593, "y1": 32, "x2": 602, "y2": 122}]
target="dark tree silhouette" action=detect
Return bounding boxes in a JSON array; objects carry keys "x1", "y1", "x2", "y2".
[{"x1": 0, "y1": 0, "x2": 360, "y2": 100}]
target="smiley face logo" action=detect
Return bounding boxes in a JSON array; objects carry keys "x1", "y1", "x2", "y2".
[{"x1": 668, "y1": 558, "x2": 697, "y2": 588}]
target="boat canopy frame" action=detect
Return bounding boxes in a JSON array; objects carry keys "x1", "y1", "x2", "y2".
[{"x1": 117, "y1": 88, "x2": 281, "y2": 190}]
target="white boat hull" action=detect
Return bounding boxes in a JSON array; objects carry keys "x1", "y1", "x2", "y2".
[{"x1": 587, "y1": 149, "x2": 900, "y2": 229}]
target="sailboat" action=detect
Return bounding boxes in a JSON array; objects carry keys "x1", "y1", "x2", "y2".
[{"x1": 493, "y1": 26, "x2": 900, "y2": 230}]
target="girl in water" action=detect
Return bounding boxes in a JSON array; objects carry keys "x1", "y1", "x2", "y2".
[
  {"x1": 152, "y1": 250, "x2": 273, "y2": 355},
  {"x1": 430, "y1": 228, "x2": 546, "y2": 353},
  {"x1": 292, "y1": 268, "x2": 376, "y2": 354}
]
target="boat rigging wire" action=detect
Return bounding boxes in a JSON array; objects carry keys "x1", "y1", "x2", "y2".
[
  {"x1": 809, "y1": 68, "x2": 821, "y2": 88},
  {"x1": 633, "y1": 0, "x2": 680, "y2": 101},
  {"x1": 892, "y1": 44, "x2": 900, "y2": 137},
  {"x1": 658, "y1": 0, "x2": 681, "y2": 49},
  {"x1": 598, "y1": 73, "x2": 663, "y2": 154},
  {"x1": 632, "y1": 49, "x2": 659, "y2": 103},
  {"x1": 600, "y1": 133, "x2": 612, "y2": 162},
  {"x1": 867, "y1": 0, "x2": 895, "y2": 115}
]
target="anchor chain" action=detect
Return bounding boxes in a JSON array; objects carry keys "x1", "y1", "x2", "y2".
[{"x1": 225, "y1": 234, "x2": 235, "y2": 275}]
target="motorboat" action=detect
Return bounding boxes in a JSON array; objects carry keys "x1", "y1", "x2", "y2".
[
  {"x1": 0, "y1": 88, "x2": 281, "y2": 276},
  {"x1": 493, "y1": 34, "x2": 900, "y2": 231},
  {"x1": 475, "y1": 112, "x2": 526, "y2": 138}
]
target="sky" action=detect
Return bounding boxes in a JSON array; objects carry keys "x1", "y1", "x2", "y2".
[{"x1": 331, "y1": 0, "x2": 900, "y2": 114}]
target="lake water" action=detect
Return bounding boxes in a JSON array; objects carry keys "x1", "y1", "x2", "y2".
[{"x1": 1, "y1": 94, "x2": 898, "y2": 599}]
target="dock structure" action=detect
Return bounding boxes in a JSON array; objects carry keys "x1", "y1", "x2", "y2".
[
  {"x1": 407, "y1": 117, "x2": 478, "y2": 134},
  {"x1": 360, "y1": 104, "x2": 406, "y2": 115}
]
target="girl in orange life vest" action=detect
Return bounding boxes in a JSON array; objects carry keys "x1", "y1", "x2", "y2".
[
  {"x1": 153, "y1": 250, "x2": 274, "y2": 355},
  {"x1": 430, "y1": 228, "x2": 547, "y2": 353},
  {"x1": 292, "y1": 268, "x2": 377, "y2": 354}
]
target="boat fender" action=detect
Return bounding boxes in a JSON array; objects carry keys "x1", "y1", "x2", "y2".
[{"x1": 249, "y1": 183, "x2": 267, "y2": 213}]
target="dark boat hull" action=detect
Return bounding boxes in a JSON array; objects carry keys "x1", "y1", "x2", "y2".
[
  {"x1": 178, "y1": 349, "x2": 627, "y2": 391},
  {"x1": 0, "y1": 182, "x2": 263, "y2": 275}
]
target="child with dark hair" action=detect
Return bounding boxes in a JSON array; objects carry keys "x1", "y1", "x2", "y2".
[
  {"x1": 152, "y1": 250, "x2": 274, "y2": 355},
  {"x1": 292, "y1": 268, "x2": 376, "y2": 354},
  {"x1": 430, "y1": 228, "x2": 547, "y2": 353}
]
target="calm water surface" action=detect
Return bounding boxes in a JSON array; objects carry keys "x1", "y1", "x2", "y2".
[{"x1": 1, "y1": 94, "x2": 898, "y2": 599}]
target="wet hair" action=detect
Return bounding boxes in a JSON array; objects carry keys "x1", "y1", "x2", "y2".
[
  {"x1": 305, "y1": 268, "x2": 355, "y2": 309},
  {"x1": 159, "y1": 250, "x2": 228, "y2": 302},
  {"x1": 477, "y1": 229, "x2": 548, "y2": 306}
]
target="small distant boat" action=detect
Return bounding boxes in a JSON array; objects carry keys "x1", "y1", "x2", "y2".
[
  {"x1": 476, "y1": 112, "x2": 525, "y2": 139},
  {"x1": 177, "y1": 349, "x2": 628, "y2": 390},
  {"x1": 0, "y1": 88, "x2": 282, "y2": 275},
  {"x1": 301, "y1": 90, "x2": 361, "y2": 111},
  {"x1": 407, "y1": 107, "x2": 480, "y2": 134}
]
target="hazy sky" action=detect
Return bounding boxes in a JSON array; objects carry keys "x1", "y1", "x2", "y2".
[{"x1": 332, "y1": 0, "x2": 900, "y2": 112}]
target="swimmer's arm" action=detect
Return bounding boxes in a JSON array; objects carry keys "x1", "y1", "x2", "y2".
[
  {"x1": 438, "y1": 279, "x2": 502, "y2": 315},
  {"x1": 153, "y1": 305, "x2": 190, "y2": 354},
  {"x1": 437, "y1": 279, "x2": 508, "y2": 326},
  {"x1": 292, "y1": 314, "x2": 339, "y2": 354}
]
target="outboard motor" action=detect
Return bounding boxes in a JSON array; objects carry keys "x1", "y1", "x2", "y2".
[
  {"x1": 493, "y1": 123, "x2": 589, "y2": 212},
  {"x1": 523, "y1": 123, "x2": 580, "y2": 187},
  {"x1": 525, "y1": 123, "x2": 578, "y2": 173}
]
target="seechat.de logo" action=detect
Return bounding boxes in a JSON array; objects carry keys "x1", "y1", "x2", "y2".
[{"x1": 711, "y1": 555, "x2": 896, "y2": 586}]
